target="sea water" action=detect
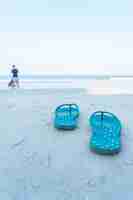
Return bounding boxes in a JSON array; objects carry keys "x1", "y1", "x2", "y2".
[{"x1": 0, "y1": 75, "x2": 133, "y2": 94}]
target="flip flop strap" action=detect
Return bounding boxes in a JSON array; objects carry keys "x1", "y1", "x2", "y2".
[
  {"x1": 91, "y1": 111, "x2": 118, "y2": 121},
  {"x1": 55, "y1": 104, "x2": 78, "y2": 113},
  {"x1": 90, "y1": 111, "x2": 121, "y2": 130}
]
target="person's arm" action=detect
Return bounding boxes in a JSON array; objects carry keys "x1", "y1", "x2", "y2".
[
  {"x1": 11, "y1": 69, "x2": 13, "y2": 76},
  {"x1": 17, "y1": 69, "x2": 19, "y2": 76}
]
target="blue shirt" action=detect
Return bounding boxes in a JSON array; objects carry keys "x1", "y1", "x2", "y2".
[{"x1": 12, "y1": 68, "x2": 18, "y2": 77}]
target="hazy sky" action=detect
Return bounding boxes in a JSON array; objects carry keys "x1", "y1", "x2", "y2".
[
  {"x1": 0, "y1": 0, "x2": 133, "y2": 75},
  {"x1": 0, "y1": 0, "x2": 132, "y2": 16}
]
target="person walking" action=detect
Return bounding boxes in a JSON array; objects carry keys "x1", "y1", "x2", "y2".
[{"x1": 8, "y1": 65, "x2": 19, "y2": 88}]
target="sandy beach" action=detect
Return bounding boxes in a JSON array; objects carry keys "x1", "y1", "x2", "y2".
[
  {"x1": 0, "y1": 0, "x2": 133, "y2": 197},
  {"x1": 0, "y1": 88, "x2": 133, "y2": 199}
]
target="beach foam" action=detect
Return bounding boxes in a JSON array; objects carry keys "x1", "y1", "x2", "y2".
[{"x1": 1, "y1": 77, "x2": 133, "y2": 94}]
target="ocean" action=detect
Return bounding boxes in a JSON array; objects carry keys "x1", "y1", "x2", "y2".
[{"x1": 0, "y1": 75, "x2": 133, "y2": 94}]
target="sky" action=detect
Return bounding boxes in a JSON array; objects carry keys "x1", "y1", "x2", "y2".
[
  {"x1": 0, "y1": 0, "x2": 132, "y2": 16},
  {"x1": 0, "y1": 0, "x2": 133, "y2": 75}
]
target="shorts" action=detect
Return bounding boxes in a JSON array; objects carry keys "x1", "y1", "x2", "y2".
[{"x1": 12, "y1": 77, "x2": 19, "y2": 82}]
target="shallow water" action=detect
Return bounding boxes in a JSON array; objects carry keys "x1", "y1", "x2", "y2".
[{"x1": 1, "y1": 77, "x2": 133, "y2": 94}]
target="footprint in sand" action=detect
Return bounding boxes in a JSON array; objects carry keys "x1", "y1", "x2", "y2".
[
  {"x1": 123, "y1": 159, "x2": 133, "y2": 166},
  {"x1": 11, "y1": 137, "x2": 26, "y2": 150},
  {"x1": 87, "y1": 178, "x2": 97, "y2": 188},
  {"x1": 90, "y1": 104, "x2": 95, "y2": 107},
  {"x1": 87, "y1": 175, "x2": 106, "y2": 189},
  {"x1": 8, "y1": 104, "x2": 16, "y2": 110}
]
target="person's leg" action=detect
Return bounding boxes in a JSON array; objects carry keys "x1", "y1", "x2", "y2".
[
  {"x1": 8, "y1": 80, "x2": 12, "y2": 87},
  {"x1": 15, "y1": 78, "x2": 19, "y2": 88},
  {"x1": 11, "y1": 80, "x2": 15, "y2": 88},
  {"x1": 8, "y1": 79, "x2": 14, "y2": 87}
]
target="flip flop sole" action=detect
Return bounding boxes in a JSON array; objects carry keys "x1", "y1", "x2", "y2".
[
  {"x1": 54, "y1": 104, "x2": 79, "y2": 130},
  {"x1": 55, "y1": 125, "x2": 77, "y2": 130},
  {"x1": 89, "y1": 111, "x2": 122, "y2": 155},
  {"x1": 90, "y1": 142, "x2": 121, "y2": 155}
]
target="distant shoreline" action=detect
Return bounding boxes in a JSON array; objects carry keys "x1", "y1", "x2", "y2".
[
  {"x1": 1, "y1": 75, "x2": 133, "y2": 81},
  {"x1": 0, "y1": 75, "x2": 111, "y2": 80}
]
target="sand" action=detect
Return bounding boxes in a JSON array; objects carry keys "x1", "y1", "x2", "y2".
[{"x1": 0, "y1": 88, "x2": 133, "y2": 199}]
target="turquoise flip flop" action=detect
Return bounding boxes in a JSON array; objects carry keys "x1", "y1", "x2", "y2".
[
  {"x1": 54, "y1": 104, "x2": 80, "y2": 130},
  {"x1": 89, "y1": 111, "x2": 122, "y2": 155}
]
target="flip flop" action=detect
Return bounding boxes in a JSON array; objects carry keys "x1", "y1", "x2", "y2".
[
  {"x1": 54, "y1": 104, "x2": 80, "y2": 130},
  {"x1": 89, "y1": 111, "x2": 122, "y2": 154}
]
